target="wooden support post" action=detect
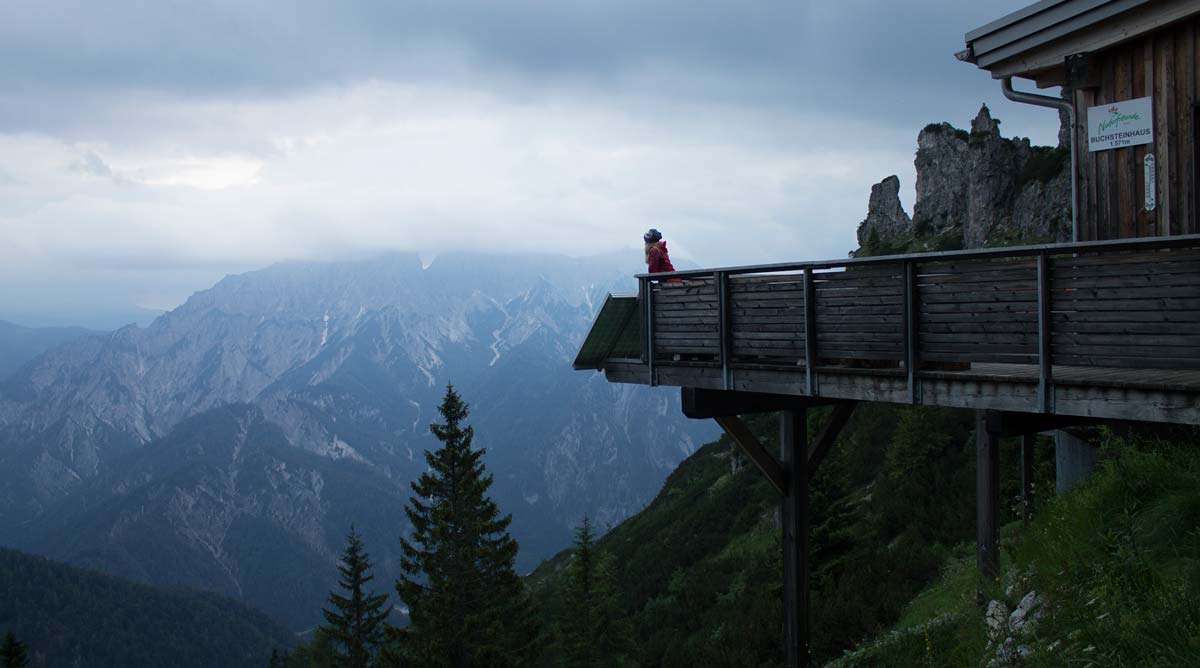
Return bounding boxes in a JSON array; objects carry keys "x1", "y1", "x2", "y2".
[
  {"x1": 645, "y1": 279, "x2": 656, "y2": 386},
  {"x1": 780, "y1": 409, "x2": 810, "y2": 668},
  {"x1": 1036, "y1": 253, "x2": 1052, "y2": 413},
  {"x1": 803, "y1": 268, "x2": 817, "y2": 397},
  {"x1": 1021, "y1": 433, "x2": 1035, "y2": 526},
  {"x1": 976, "y1": 411, "x2": 1001, "y2": 592},
  {"x1": 716, "y1": 271, "x2": 732, "y2": 390},
  {"x1": 904, "y1": 260, "x2": 920, "y2": 404}
]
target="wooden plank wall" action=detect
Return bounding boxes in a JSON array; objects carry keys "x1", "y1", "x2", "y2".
[{"x1": 1075, "y1": 17, "x2": 1198, "y2": 240}]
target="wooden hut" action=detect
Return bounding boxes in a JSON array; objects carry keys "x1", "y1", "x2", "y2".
[{"x1": 961, "y1": 0, "x2": 1200, "y2": 240}]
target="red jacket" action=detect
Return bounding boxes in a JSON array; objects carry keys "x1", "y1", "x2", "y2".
[{"x1": 646, "y1": 241, "x2": 681, "y2": 282}]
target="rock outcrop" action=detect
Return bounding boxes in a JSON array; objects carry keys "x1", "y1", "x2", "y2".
[
  {"x1": 856, "y1": 175, "x2": 912, "y2": 249},
  {"x1": 857, "y1": 105, "x2": 1071, "y2": 253}
]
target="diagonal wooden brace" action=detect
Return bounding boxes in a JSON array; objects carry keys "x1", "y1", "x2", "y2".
[
  {"x1": 715, "y1": 415, "x2": 788, "y2": 495},
  {"x1": 713, "y1": 401, "x2": 858, "y2": 496}
]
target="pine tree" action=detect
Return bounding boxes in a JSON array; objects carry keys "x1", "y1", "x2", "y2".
[
  {"x1": 321, "y1": 527, "x2": 391, "y2": 668},
  {"x1": 558, "y1": 517, "x2": 634, "y2": 668},
  {"x1": 387, "y1": 385, "x2": 540, "y2": 668},
  {"x1": 0, "y1": 632, "x2": 29, "y2": 668}
]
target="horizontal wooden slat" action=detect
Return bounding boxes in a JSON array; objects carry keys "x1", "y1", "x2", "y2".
[
  {"x1": 923, "y1": 342, "x2": 1036, "y2": 355},
  {"x1": 728, "y1": 291, "x2": 804, "y2": 303},
  {"x1": 818, "y1": 350, "x2": 903, "y2": 361},
  {"x1": 1051, "y1": 355, "x2": 1200, "y2": 370},
  {"x1": 1051, "y1": 343, "x2": 1200, "y2": 358},
  {"x1": 1051, "y1": 321, "x2": 1200, "y2": 334},
  {"x1": 813, "y1": 296, "x2": 904, "y2": 307},
  {"x1": 922, "y1": 351, "x2": 1039, "y2": 364},
  {"x1": 920, "y1": 322, "x2": 1036, "y2": 334},
  {"x1": 732, "y1": 331, "x2": 805, "y2": 341},
  {"x1": 920, "y1": 332, "x2": 1037, "y2": 345},
  {"x1": 918, "y1": 280, "x2": 1038, "y2": 295},
  {"x1": 655, "y1": 293, "x2": 719, "y2": 305},
  {"x1": 816, "y1": 323, "x2": 901, "y2": 334},
  {"x1": 921, "y1": 311, "x2": 1039, "y2": 323},
  {"x1": 656, "y1": 332, "x2": 718, "y2": 342},
  {"x1": 1051, "y1": 272, "x2": 1200, "y2": 288},
  {"x1": 658, "y1": 301, "x2": 719, "y2": 311},
  {"x1": 812, "y1": 286, "x2": 904, "y2": 298},
  {"x1": 916, "y1": 268, "x2": 1037, "y2": 286},
  {"x1": 814, "y1": 332, "x2": 902, "y2": 343},
  {"x1": 920, "y1": 290, "x2": 1038, "y2": 304},
  {"x1": 1052, "y1": 333, "x2": 1200, "y2": 347},
  {"x1": 1050, "y1": 260, "x2": 1200, "y2": 279},
  {"x1": 1048, "y1": 298, "x2": 1200, "y2": 312},
  {"x1": 920, "y1": 302, "x2": 1039, "y2": 314},
  {"x1": 1051, "y1": 310, "x2": 1200, "y2": 323},
  {"x1": 731, "y1": 339, "x2": 806, "y2": 350},
  {"x1": 655, "y1": 323, "x2": 719, "y2": 334},
  {"x1": 1049, "y1": 249, "x2": 1200, "y2": 268},
  {"x1": 728, "y1": 281, "x2": 805, "y2": 294}
]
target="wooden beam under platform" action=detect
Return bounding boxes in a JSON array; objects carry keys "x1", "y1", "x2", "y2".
[{"x1": 681, "y1": 387, "x2": 838, "y2": 419}]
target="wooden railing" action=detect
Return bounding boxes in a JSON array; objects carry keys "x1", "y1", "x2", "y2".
[{"x1": 637, "y1": 235, "x2": 1200, "y2": 409}]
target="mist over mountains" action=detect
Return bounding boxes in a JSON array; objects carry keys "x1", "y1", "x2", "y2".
[{"x1": 0, "y1": 251, "x2": 716, "y2": 630}]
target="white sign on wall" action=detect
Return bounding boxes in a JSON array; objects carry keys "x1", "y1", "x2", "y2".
[{"x1": 1087, "y1": 96, "x2": 1154, "y2": 152}]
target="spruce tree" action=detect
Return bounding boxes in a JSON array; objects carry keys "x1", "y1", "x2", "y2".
[
  {"x1": 558, "y1": 518, "x2": 633, "y2": 668},
  {"x1": 0, "y1": 632, "x2": 28, "y2": 668},
  {"x1": 388, "y1": 384, "x2": 540, "y2": 668},
  {"x1": 321, "y1": 526, "x2": 391, "y2": 668}
]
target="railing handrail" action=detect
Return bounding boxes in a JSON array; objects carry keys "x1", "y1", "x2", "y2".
[{"x1": 636, "y1": 233, "x2": 1200, "y2": 281}]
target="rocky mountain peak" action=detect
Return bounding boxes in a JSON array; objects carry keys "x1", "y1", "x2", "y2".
[
  {"x1": 970, "y1": 103, "x2": 1000, "y2": 137},
  {"x1": 858, "y1": 104, "x2": 1070, "y2": 255}
]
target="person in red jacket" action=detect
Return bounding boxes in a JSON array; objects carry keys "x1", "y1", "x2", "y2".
[{"x1": 643, "y1": 228, "x2": 682, "y2": 283}]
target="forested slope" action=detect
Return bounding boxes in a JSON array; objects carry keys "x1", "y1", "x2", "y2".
[
  {"x1": 0, "y1": 548, "x2": 292, "y2": 668},
  {"x1": 530, "y1": 404, "x2": 1051, "y2": 665}
]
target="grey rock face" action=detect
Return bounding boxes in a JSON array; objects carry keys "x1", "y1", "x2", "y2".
[
  {"x1": 856, "y1": 175, "x2": 912, "y2": 248},
  {"x1": 866, "y1": 104, "x2": 1071, "y2": 253},
  {"x1": 914, "y1": 123, "x2": 970, "y2": 239}
]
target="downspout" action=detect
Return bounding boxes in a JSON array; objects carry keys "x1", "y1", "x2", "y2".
[{"x1": 1001, "y1": 77, "x2": 1078, "y2": 242}]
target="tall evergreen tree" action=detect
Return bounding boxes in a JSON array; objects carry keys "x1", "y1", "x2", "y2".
[
  {"x1": 558, "y1": 517, "x2": 633, "y2": 668},
  {"x1": 0, "y1": 632, "x2": 28, "y2": 668},
  {"x1": 386, "y1": 385, "x2": 540, "y2": 668},
  {"x1": 322, "y1": 527, "x2": 390, "y2": 668}
]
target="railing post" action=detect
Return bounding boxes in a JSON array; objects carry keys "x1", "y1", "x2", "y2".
[
  {"x1": 803, "y1": 267, "x2": 818, "y2": 397},
  {"x1": 1037, "y1": 253, "x2": 1052, "y2": 413},
  {"x1": 645, "y1": 278, "x2": 656, "y2": 387},
  {"x1": 717, "y1": 271, "x2": 732, "y2": 390},
  {"x1": 904, "y1": 260, "x2": 920, "y2": 404}
]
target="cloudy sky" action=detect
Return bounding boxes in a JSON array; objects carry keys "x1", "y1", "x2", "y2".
[{"x1": 0, "y1": 0, "x2": 1062, "y2": 328}]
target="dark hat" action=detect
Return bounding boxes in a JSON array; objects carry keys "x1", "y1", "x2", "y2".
[{"x1": 643, "y1": 228, "x2": 662, "y2": 243}]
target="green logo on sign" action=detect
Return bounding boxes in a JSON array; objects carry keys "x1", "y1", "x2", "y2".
[{"x1": 1099, "y1": 105, "x2": 1141, "y2": 132}]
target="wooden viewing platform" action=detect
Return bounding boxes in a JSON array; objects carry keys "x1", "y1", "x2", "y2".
[
  {"x1": 571, "y1": 2, "x2": 1200, "y2": 664},
  {"x1": 575, "y1": 234, "x2": 1200, "y2": 667},
  {"x1": 578, "y1": 234, "x2": 1200, "y2": 426}
]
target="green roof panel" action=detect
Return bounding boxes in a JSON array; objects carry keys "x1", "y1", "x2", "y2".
[{"x1": 573, "y1": 293, "x2": 642, "y2": 370}]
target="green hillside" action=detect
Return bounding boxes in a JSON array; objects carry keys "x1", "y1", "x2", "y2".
[
  {"x1": 0, "y1": 547, "x2": 293, "y2": 668},
  {"x1": 529, "y1": 404, "x2": 1034, "y2": 665},
  {"x1": 530, "y1": 406, "x2": 1200, "y2": 666},
  {"x1": 829, "y1": 427, "x2": 1200, "y2": 668}
]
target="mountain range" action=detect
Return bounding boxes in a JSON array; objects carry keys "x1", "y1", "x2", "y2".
[{"x1": 0, "y1": 251, "x2": 717, "y2": 630}]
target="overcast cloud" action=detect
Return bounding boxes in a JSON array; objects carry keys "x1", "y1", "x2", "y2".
[{"x1": 0, "y1": 1, "x2": 1062, "y2": 328}]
